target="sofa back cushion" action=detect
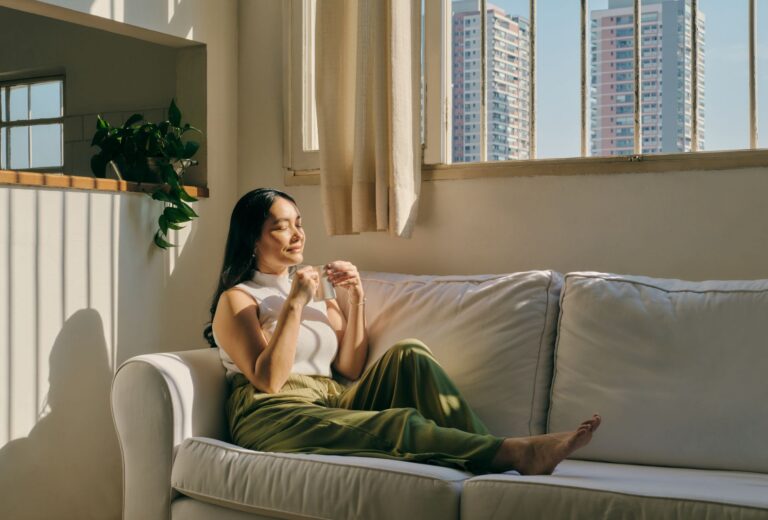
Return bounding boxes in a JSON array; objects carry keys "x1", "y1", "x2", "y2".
[
  {"x1": 548, "y1": 272, "x2": 768, "y2": 473},
  {"x1": 356, "y1": 270, "x2": 562, "y2": 437}
]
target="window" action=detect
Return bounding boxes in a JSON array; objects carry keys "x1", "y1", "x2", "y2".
[
  {"x1": 0, "y1": 77, "x2": 64, "y2": 171},
  {"x1": 284, "y1": 0, "x2": 768, "y2": 182}
]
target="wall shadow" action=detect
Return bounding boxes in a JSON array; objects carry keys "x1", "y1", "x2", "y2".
[{"x1": 0, "y1": 309, "x2": 120, "y2": 520}]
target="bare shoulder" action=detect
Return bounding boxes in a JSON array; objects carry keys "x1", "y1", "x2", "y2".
[
  {"x1": 218, "y1": 287, "x2": 259, "y2": 316},
  {"x1": 213, "y1": 288, "x2": 261, "y2": 338}
]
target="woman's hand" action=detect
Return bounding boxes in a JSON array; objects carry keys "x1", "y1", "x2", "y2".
[
  {"x1": 325, "y1": 261, "x2": 364, "y2": 303},
  {"x1": 288, "y1": 266, "x2": 319, "y2": 307}
]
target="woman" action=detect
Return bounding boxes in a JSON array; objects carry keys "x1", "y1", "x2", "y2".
[{"x1": 204, "y1": 188, "x2": 601, "y2": 474}]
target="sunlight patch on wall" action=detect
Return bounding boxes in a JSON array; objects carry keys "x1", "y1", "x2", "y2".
[
  {"x1": 9, "y1": 189, "x2": 36, "y2": 441},
  {"x1": 167, "y1": 204, "x2": 194, "y2": 277},
  {"x1": 0, "y1": 187, "x2": 120, "y2": 445},
  {"x1": 1, "y1": 188, "x2": 10, "y2": 446}
]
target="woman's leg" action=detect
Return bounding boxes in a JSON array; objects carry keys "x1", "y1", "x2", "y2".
[
  {"x1": 336, "y1": 339, "x2": 490, "y2": 434},
  {"x1": 227, "y1": 372, "x2": 503, "y2": 474}
]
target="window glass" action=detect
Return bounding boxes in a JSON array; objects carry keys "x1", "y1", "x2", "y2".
[
  {"x1": 30, "y1": 81, "x2": 62, "y2": 120},
  {"x1": 302, "y1": 0, "x2": 318, "y2": 151},
  {"x1": 451, "y1": 0, "x2": 531, "y2": 163},
  {"x1": 30, "y1": 123, "x2": 62, "y2": 168},
  {"x1": 0, "y1": 78, "x2": 64, "y2": 169},
  {"x1": 9, "y1": 85, "x2": 28, "y2": 121},
  {"x1": 639, "y1": 0, "x2": 665, "y2": 155},
  {"x1": 536, "y1": 0, "x2": 580, "y2": 159},
  {"x1": 589, "y1": 0, "x2": 637, "y2": 156},
  {"x1": 589, "y1": 0, "x2": 707, "y2": 156},
  {"x1": 10, "y1": 126, "x2": 30, "y2": 169},
  {"x1": 757, "y1": 0, "x2": 768, "y2": 148},
  {"x1": 699, "y1": 0, "x2": 748, "y2": 150}
]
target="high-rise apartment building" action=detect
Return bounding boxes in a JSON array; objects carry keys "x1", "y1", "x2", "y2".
[
  {"x1": 590, "y1": 0, "x2": 705, "y2": 156},
  {"x1": 452, "y1": 0, "x2": 531, "y2": 162}
]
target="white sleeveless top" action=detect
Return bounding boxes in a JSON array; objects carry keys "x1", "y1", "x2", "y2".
[{"x1": 214, "y1": 269, "x2": 339, "y2": 380}]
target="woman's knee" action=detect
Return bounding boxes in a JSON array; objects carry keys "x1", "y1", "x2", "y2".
[
  {"x1": 388, "y1": 338, "x2": 432, "y2": 357},
  {"x1": 389, "y1": 338, "x2": 432, "y2": 354}
]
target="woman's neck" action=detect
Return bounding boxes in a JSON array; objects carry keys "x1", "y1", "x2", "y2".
[{"x1": 256, "y1": 263, "x2": 291, "y2": 277}]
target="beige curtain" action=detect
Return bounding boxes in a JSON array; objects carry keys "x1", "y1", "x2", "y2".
[{"x1": 315, "y1": 0, "x2": 421, "y2": 238}]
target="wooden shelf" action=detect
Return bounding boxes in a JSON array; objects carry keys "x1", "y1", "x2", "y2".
[{"x1": 0, "y1": 170, "x2": 209, "y2": 198}]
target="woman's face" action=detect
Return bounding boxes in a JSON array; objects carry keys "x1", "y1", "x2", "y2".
[{"x1": 254, "y1": 196, "x2": 305, "y2": 274}]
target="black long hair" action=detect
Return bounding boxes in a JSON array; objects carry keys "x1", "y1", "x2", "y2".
[{"x1": 203, "y1": 188, "x2": 297, "y2": 347}]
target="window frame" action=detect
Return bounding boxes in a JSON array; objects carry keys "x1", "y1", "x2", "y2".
[
  {"x1": 0, "y1": 74, "x2": 65, "y2": 173},
  {"x1": 283, "y1": 0, "x2": 768, "y2": 187},
  {"x1": 282, "y1": 0, "x2": 320, "y2": 178}
]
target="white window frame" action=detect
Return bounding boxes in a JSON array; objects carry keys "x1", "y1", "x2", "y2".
[
  {"x1": 283, "y1": 0, "x2": 768, "y2": 187},
  {"x1": 283, "y1": 0, "x2": 320, "y2": 177},
  {"x1": 0, "y1": 75, "x2": 65, "y2": 173}
]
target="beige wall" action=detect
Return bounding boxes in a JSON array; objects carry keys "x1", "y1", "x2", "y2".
[
  {"x1": 0, "y1": 0, "x2": 238, "y2": 518},
  {"x1": 238, "y1": 1, "x2": 768, "y2": 282}
]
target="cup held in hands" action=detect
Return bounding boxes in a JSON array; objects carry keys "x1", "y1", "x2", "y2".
[{"x1": 313, "y1": 265, "x2": 337, "y2": 301}]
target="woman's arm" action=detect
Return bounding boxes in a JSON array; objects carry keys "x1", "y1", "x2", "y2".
[
  {"x1": 213, "y1": 268, "x2": 318, "y2": 393},
  {"x1": 325, "y1": 261, "x2": 369, "y2": 380}
]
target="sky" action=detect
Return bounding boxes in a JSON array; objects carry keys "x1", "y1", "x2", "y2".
[{"x1": 474, "y1": 0, "x2": 766, "y2": 158}]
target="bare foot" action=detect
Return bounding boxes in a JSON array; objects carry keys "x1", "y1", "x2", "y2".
[{"x1": 490, "y1": 414, "x2": 602, "y2": 475}]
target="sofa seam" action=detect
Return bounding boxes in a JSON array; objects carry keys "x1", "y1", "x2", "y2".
[
  {"x1": 172, "y1": 486, "x2": 328, "y2": 520},
  {"x1": 181, "y1": 438, "x2": 469, "y2": 484},
  {"x1": 463, "y1": 480, "x2": 768, "y2": 513},
  {"x1": 564, "y1": 273, "x2": 768, "y2": 296},
  {"x1": 362, "y1": 272, "x2": 539, "y2": 288},
  {"x1": 527, "y1": 271, "x2": 554, "y2": 436},
  {"x1": 546, "y1": 276, "x2": 569, "y2": 433}
]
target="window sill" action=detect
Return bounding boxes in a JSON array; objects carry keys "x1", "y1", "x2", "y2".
[
  {"x1": 284, "y1": 149, "x2": 768, "y2": 186},
  {"x1": 0, "y1": 170, "x2": 209, "y2": 198}
]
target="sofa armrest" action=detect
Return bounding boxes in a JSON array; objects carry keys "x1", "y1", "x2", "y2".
[{"x1": 111, "y1": 348, "x2": 228, "y2": 520}]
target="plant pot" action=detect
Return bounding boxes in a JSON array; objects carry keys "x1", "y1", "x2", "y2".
[
  {"x1": 108, "y1": 157, "x2": 162, "y2": 184},
  {"x1": 108, "y1": 157, "x2": 196, "y2": 184}
]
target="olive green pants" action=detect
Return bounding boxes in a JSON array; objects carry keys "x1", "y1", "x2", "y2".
[{"x1": 226, "y1": 339, "x2": 504, "y2": 474}]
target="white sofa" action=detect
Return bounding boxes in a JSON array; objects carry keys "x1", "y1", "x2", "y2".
[{"x1": 111, "y1": 270, "x2": 768, "y2": 519}]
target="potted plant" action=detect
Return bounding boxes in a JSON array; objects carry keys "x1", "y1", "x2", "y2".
[{"x1": 90, "y1": 99, "x2": 202, "y2": 249}]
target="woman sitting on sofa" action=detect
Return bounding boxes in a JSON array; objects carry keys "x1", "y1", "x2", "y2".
[{"x1": 203, "y1": 187, "x2": 601, "y2": 475}]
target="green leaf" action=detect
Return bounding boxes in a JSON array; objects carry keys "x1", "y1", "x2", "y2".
[
  {"x1": 91, "y1": 153, "x2": 109, "y2": 178},
  {"x1": 181, "y1": 124, "x2": 202, "y2": 135},
  {"x1": 154, "y1": 230, "x2": 175, "y2": 249},
  {"x1": 178, "y1": 188, "x2": 198, "y2": 203},
  {"x1": 96, "y1": 115, "x2": 109, "y2": 131},
  {"x1": 183, "y1": 141, "x2": 200, "y2": 158},
  {"x1": 90, "y1": 128, "x2": 108, "y2": 147},
  {"x1": 158, "y1": 214, "x2": 169, "y2": 235},
  {"x1": 157, "y1": 163, "x2": 178, "y2": 186},
  {"x1": 168, "y1": 99, "x2": 182, "y2": 127},
  {"x1": 151, "y1": 189, "x2": 174, "y2": 203},
  {"x1": 178, "y1": 201, "x2": 198, "y2": 219},
  {"x1": 163, "y1": 206, "x2": 191, "y2": 223},
  {"x1": 123, "y1": 113, "x2": 144, "y2": 128}
]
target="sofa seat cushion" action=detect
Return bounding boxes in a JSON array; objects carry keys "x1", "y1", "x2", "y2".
[
  {"x1": 171, "y1": 437, "x2": 469, "y2": 520},
  {"x1": 461, "y1": 460, "x2": 768, "y2": 520},
  {"x1": 357, "y1": 270, "x2": 563, "y2": 437}
]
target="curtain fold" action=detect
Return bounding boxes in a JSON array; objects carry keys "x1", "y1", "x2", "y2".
[{"x1": 315, "y1": 0, "x2": 421, "y2": 238}]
